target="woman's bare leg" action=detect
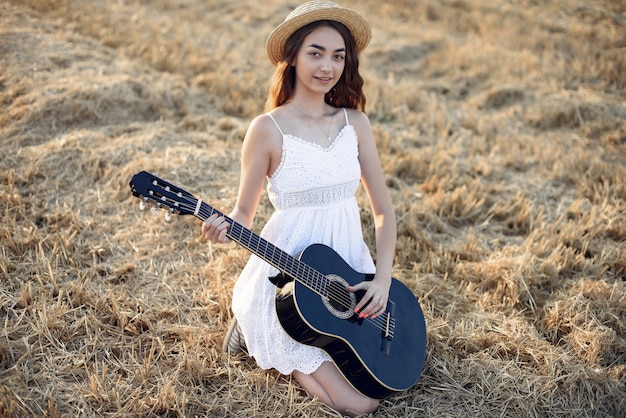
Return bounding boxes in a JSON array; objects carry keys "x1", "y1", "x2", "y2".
[{"x1": 292, "y1": 361, "x2": 379, "y2": 417}]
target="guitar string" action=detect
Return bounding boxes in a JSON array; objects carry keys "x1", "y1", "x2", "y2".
[
  {"x1": 194, "y1": 201, "x2": 355, "y2": 308},
  {"x1": 192, "y1": 201, "x2": 395, "y2": 334},
  {"x1": 139, "y1": 175, "x2": 368, "y2": 320},
  {"x1": 166, "y1": 196, "x2": 395, "y2": 334},
  {"x1": 142, "y1": 177, "x2": 396, "y2": 335},
  {"x1": 194, "y1": 198, "x2": 395, "y2": 336},
  {"x1": 212, "y1": 204, "x2": 396, "y2": 335}
]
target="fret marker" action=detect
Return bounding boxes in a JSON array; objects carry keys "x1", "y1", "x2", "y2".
[{"x1": 194, "y1": 199, "x2": 202, "y2": 216}]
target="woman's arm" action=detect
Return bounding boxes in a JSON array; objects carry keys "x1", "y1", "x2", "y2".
[
  {"x1": 348, "y1": 110, "x2": 397, "y2": 319},
  {"x1": 202, "y1": 115, "x2": 280, "y2": 242}
]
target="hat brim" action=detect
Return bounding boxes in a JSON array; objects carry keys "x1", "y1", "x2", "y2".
[{"x1": 266, "y1": 5, "x2": 371, "y2": 66}]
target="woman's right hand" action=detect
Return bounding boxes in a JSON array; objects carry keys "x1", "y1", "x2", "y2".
[{"x1": 202, "y1": 213, "x2": 232, "y2": 243}]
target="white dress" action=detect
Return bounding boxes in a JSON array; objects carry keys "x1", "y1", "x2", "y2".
[{"x1": 231, "y1": 108, "x2": 376, "y2": 375}]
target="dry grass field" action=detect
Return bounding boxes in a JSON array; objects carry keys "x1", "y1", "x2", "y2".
[{"x1": 1, "y1": 0, "x2": 625, "y2": 416}]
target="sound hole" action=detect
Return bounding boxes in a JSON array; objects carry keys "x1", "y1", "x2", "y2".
[{"x1": 322, "y1": 274, "x2": 356, "y2": 319}]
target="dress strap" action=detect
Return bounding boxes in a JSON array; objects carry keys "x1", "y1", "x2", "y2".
[
  {"x1": 266, "y1": 114, "x2": 285, "y2": 136},
  {"x1": 342, "y1": 107, "x2": 349, "y2": 124}
]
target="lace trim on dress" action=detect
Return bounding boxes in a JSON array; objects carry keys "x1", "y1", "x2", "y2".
[
  {"x1": 279, "y1": 180, "x2": 359, "y2": 210},
  {"x1": 266, "y1": 109, "x2": 354, "y2": 180},
  {"x1": 268, "y1": 138, "x2": 288, "y2": 180},
  {"x1": 268, "y1": 125, "x2": 355, "y2": 180}
]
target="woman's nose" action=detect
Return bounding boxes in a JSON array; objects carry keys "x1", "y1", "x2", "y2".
[{"x1": 320, "y1": 58, "x2": 332, "y2": 72}]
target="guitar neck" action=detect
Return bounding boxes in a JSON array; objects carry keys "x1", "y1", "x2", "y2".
[
  {"x1": 194, "y1": 200, "x2": 321, "y2": 292},
  {"x1": 129, "y1": 170, "x2": 324, "y2": 295}
]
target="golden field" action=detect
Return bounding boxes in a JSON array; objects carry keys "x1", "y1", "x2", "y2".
[{"x1": 1, "y1": 0, "x2": 624, "y2": 416}]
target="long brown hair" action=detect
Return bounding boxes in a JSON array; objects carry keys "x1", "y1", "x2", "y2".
[{"x1": 265, "y1": 20, "x2": 366, "y2": 112}]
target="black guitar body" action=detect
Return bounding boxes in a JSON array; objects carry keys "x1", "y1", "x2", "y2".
[{"x1": 274, "y1": 244, "x2": 427, "y2": 399}]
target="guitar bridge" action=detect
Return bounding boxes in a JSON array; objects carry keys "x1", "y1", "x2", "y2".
[
  {"x1": 383, "y1": 311, "x2": 394, "y2": 340},
  {"x1": 380, "y1": 300, "x2": 396, "y2": 356}
]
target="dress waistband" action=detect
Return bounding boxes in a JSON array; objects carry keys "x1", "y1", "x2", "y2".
[{"x1": 272, "y1": 180, "x2": 359, "y2": 210}]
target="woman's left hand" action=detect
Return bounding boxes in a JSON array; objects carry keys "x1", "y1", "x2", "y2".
[{"x1": 347, "y1": 278, "x2": 391, "y2": 319}]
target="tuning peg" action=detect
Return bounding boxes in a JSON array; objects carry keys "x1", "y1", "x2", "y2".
[
  {"x1": 139, "y1": 200, "x2": 146, "y2": 211},
  {"x1": 165, "y1": 211, "x2": 172, "y2": 222},
  {"x1": 151, "y1": 205, "x2": 160, "y2": 215}
]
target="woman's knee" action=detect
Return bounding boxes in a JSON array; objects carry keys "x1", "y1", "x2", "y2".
[{"x1": 339, "y1": 397, "x2": 379, "y2": 417}]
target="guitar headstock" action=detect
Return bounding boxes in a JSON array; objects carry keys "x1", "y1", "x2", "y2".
[{"x1": 129, "y1": 171, "x2": 197, "y2": 217}]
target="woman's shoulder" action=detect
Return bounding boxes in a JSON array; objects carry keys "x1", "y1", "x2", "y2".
[
  {"x1": 243, "y1": 112, "x2": 282, "y2": 143},
  {"x1": 240, "y1": 113, "x2": 283, "y2": 157},
  {"x1": 248, "y1": 112, "x2": 278, "y2": 133},
  {"x1": 345, "y1": 108, "x2": 372, "y2": 136},
  {"x1": 345, "y1": 107, "x2": 370, "y2": 124}
]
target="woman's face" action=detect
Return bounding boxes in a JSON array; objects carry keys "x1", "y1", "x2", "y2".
[{"x1": 292, "y1": 25, "x2": 346, "y2": 96}]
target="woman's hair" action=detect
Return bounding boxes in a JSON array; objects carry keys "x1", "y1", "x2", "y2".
[{"x1": 265, "y1": 20, "x2": 366, "y2": 112}]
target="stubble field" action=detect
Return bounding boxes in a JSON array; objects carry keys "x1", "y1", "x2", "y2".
[{"x1": 1, "y1": 0, "x2": 625, "y2": 416}]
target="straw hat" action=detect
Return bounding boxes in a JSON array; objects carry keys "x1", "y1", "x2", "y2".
[{"x1": 266, "y1": 0, "x2": 372, "y2": 66}]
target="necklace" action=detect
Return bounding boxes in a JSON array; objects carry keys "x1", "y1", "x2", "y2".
[{"x1": 290, "y1": 102, "x2": 333, "y2": 142}]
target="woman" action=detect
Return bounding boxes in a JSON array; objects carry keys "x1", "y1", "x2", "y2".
[{"x1": 203, "y1": 1, "x2": 396, "y2": 415}]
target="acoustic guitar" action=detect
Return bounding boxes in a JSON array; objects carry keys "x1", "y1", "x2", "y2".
[{"x1": 130, "y1": 170, "x2": 427, "y2": 399}]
